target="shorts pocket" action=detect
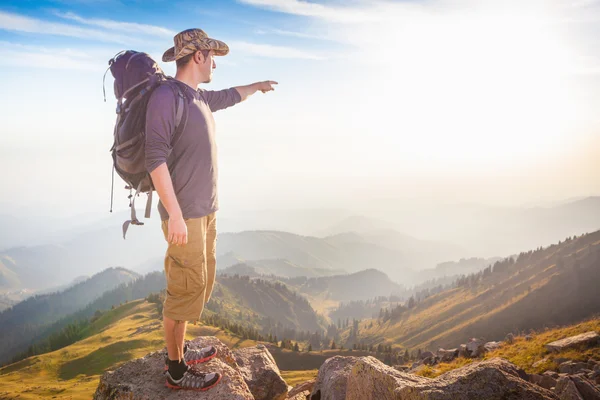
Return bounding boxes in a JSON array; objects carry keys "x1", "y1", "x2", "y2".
[{"x1": 166, "y1": 260, "x2": 187, "y2": 295}]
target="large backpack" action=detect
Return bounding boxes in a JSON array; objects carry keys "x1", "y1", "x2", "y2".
[{"x1": 105, "y1": 50, "x2": 188, "y2": 239}]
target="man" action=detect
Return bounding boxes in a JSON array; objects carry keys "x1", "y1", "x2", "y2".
[{"x1": 145, "y1": 28, "x2": 277, "y2": 391}]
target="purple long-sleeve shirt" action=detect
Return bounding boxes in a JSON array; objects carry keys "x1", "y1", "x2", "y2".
[{"x1": 145, "y1": 81, "x2": 241, "y2": 220}]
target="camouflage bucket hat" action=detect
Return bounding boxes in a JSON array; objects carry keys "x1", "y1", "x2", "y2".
[{"x1": 162, "y1": 28, "x2": 229, "y2": 62}]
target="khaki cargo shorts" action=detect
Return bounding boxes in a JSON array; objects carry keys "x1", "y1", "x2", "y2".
[{"x1": 161, "y1": 213, "x2": 217, "y2": 323}]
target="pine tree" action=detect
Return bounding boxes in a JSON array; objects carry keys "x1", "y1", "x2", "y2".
[{"x1": 331, "y1": 340, "x2": 336, "y2": 350}]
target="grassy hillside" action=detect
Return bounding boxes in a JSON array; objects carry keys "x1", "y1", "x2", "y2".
[
  {"x1": 414, "y1": 317, "x2": 600, "y2": 378},
  {"x1": 0, "y1": 299, "x2": 259, "y2": 399},
  {"x1": 0, "y1": 267, "x2": 140, "y2": 365},
  {"x1": 347, "y1": 230, "x2": 600, "y2": 351}
]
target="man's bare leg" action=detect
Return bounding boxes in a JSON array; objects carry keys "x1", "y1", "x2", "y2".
[{"x1": 164, "y1": 315, "x2": 187, "y2": 361}]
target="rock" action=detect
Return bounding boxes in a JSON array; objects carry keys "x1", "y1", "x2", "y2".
[
  {"x1": 422, "y1": 355, "x2": 439, "y2": 366},
  {"x1": 437, "y1": 348, "x2": 459, "y2": 363},
  {"x1": 589, "y1": 370, "x2": 600, "y2": 385},
  {"x1": 420, "y1": 351, "x2": 434, "y2": 360},
  {"x1": 570, "y1": 375, "x2": 600, "y2": 400},
  {"x1": 466, "y1": 338, "x2": 486, "y2": 358},
  {"x1": 531, "y1": 373, "x2": 558, "y2": 391},
  {"x1": 346, "y1": 357, "x2": 556, "y2": 400},
  {"x1": 411, "y1": 361, "x2": 423, "y2": 369},
  {"x1": 595, "y1": 364, "x2": 600, "y2": 373},
  {"x1": 345, "y1": 356, "x2": 431, "y2": 400},
  {"x1": 458, "y1": 344, "x2": 468, "y2": 358},
  {"x1": 233, "y1": 345, "x2": 288, "y2": 400},
  {"x1": 555, "y1": 377, "x2": 584, "y2": 400},
  {"x1": 526, "y1": 335, "x2": 534, "y2": 341},
  {"x1": 546, "y1": 332, "x2": 600, "y2": 353},
  {"x1": 556, "y1": 358, "x2": 572, "y2": 365},
  {"x1": 394, "y1": 365, "x2": 410, "y2": 372},
  {"x1": 484, "y1": 341, "x2": 502, "y2": 352},
  {"x1": 93, "y1": 336, "x2": 253, "y2": 400},
  {"x1": 559, "y1": 361, "x2": 590, "y2": 375},
  {"x1": 506, "y1": 333, "x2": 515, "y2": 344},
  {"x1": 544, "y1": 371, "x2": 560, "y2": 379},
  {"x1": 288, "y1": 380, "x2": 315, "y2": 400},
  {"x1": 310, "y1": 356, "x2": 359, "y2": 400}
]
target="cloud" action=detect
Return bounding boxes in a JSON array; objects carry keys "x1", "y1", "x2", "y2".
[
  {"x1": 237, "y1": 0, "x2": 379, "y2": 23},
  {"x1": 53, "y1": 11, "x2": 175, "y2": 37},
  {"x1": 228, "y1": 40, "x2": 325, "y2": 60},
  {"x1": 255, "y1": 27, "x2": 339, "y2": 41},
  {"x1": 0, "y1": 41, "x2": 103, "y2": 71},
  {"x1": 0, "y1": 10, "x2": 136, "y2": 44}
]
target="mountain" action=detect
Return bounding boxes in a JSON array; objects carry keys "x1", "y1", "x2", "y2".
[
  {"x1": 316, "y1": 215, "x2": 394, "y2": 237},
  {"x1": 286, "y1": 269, "x2": 404, "y2": 303},
  {"x1": 217, "y1": 230, "x2": 421, "y2": 284},
  {"x1": 219, "y1": 259, "x2": 345, "y2": 278},
  {"x1": 215, "y1": 275, "x2": 325, "y2": 334},
  {"x1": 0, "y1": 267, "x2": 139, "y2": 365},
  {"x1": 349, "y1": 229, "x2": 600, "y2": 351}
]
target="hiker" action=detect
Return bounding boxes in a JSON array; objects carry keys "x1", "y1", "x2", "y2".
[{"x1": 145, "y1": 28, "x2": 277, "y2": 391}]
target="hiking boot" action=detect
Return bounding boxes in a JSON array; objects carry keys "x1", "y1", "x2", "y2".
[
  {"x1": 165, "y1": 368, "x2": 222, "y2": 391},
  {"x1": 164, "y1": 345, "x2": 218, "y2": 370}
]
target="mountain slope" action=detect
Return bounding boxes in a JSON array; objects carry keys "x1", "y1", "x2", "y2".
[
  {"x1": 0, "y1": 267, "x2": 139, "y2": 365},
  {"x1": 351, "y1": 230, "x2": 600, "y2": 351},
  {"x1": 0, "y1": 299, "x2": 258, "y2": 400}
]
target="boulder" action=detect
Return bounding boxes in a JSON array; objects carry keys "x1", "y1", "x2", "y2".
[
  {"x1": 526, "y1": 335, "x2": 534, "y2": 341},
  {"x1": 345, "y1": 356, "x2": 556, "y2": 400},
  {"x1": 546, "y1": 332, "x2": 600, "y2": 353},
  {"x1": 420, "y1": 351, "x2": 434, "y2": 360},
  {"x1": 310, "y1": 355, "x2": 360, "y2": 400},
  {"x1": 288, "y1": 379, "x2": 315, "y2": 400},
  {"x1": 559, "y1": 361, "x2": 590, "y2": 375},
  {"x1": 531, "y1": 373, "x2": 557, "y2": 391},
  {"x1": 93, "y1": 337, "x2": 253, "y2": 400},
  {"x1": 458, "y1": 344, "x2": 468, "y2": 358},
  {"x1": 484, "y1": 341, "x2": 502, "y2": 352},
  {"x1": 506, "y1": 333, "x2": 515, "y2": 344},
  {"x1": 345, "y1": 356, "x2": 431, "y2": 400},
  {"x1": 555, "y1": 377, "x2": 584, "y2": 400},
  {"x1": 589, "y1": 370, "x2": 600, "y2": 385},
  {"x1": 437, "y1": 348, "x2": 459, "y2": 363},
  {"x1": 233, "y1": 344, "x2": 288, "y2": 400},
  {"x1": 544, "y1": 371, "x2": 560, "y2": 379},
  {"x1": 570, "y1": 375, "x2": 600, "y2": 400},
  {"x1": 466, "y1": 338, "x2": 486, "y2": 358}
]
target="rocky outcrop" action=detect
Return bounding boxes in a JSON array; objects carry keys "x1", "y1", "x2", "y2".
[
  {"x1": 233, "y1": 344, "x2": 288, "y2": 400},
  {"x1": 310, "y1": 356, "x2": 359, "y2": 400},
  {"x1": 94, "y1": 337, "x2": 257, "y2": 400},
  {"x1": 311, "y1": 356, "x2": 557, "y2": 400},
  {"x1": 546, "y1": 332, "x2": 600, "y2": 353}
]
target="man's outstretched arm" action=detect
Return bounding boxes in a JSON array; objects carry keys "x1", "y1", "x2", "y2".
[{"x1": 234, "y1": 81, "x2": 278, "y2": 101}]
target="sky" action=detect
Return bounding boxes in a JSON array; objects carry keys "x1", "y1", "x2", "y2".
[{"x1": 0, "y1": 0, "x2": 599, "y2": 218}]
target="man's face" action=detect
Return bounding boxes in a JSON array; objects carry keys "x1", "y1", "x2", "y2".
[{"x1": 198, "y1": 50, "x2": 216, "y2": 83}]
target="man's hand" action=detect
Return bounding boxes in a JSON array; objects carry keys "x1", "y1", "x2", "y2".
[
  {"x1": 255, "y1": 81, "x2": 278, "y2": 93},
  {"x1": 168, "y1": 215, "x2": 188, "y2": 246},
  {"x1": 234, "y1": 81, "x2": 278, "y2": 101}
]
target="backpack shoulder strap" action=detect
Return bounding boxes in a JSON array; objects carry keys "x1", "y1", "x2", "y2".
[{"x1": 163, "y1": 79, "x2": 189, "y2": 147}]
